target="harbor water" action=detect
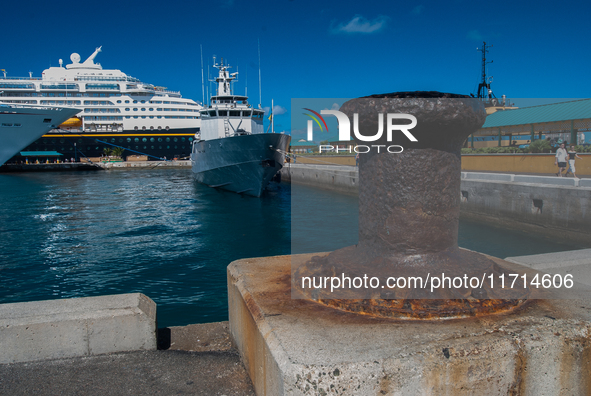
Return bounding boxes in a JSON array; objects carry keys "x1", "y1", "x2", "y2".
[{"x1": 0, "y1": 169, "x2": 587, "y2": 327}]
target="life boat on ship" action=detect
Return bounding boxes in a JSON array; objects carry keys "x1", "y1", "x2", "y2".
[{"x1": 58, "y1": 116, "x2": 82, "y2": 128}]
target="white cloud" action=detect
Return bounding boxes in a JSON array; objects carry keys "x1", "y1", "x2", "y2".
[
  {"x1": 331, "y1": 15, "x2": 389, "y2": 34},
  {"x1": 263, "y1": 105, "x2": 287, "y2": 116},
  {"x1": 273, "y1": 105, "x2": 287, "y2": 115}
]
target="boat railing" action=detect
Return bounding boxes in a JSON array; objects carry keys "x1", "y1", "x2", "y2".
[{"x1": 0, "y1": 76, "x2": 42, "y2": 81}]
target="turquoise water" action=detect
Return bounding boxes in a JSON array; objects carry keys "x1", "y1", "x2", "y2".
[{"x1": 0, "y1": 170, "x2": 586, "y2": 327}]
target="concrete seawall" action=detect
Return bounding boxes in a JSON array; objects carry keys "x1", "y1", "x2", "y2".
[{"x1": 282, "y1": 164, "x2": 591, "y2": 242}]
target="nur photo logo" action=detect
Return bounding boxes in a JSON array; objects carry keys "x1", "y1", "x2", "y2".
[{"x1": 303, "y1": 108, "x2": 418, "y2": 153}]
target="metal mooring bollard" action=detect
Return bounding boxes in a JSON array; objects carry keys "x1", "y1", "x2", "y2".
[{"x1": 294, "y1": 92, "x2": 528, "y2": 319}]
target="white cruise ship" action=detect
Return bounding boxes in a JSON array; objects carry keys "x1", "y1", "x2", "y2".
[
  {"x1": 0, "y1": 104, "x2": 80, "y2": 166},
  {"x1": 0, "y1": 47, "x2": 201, "y2": 161}
]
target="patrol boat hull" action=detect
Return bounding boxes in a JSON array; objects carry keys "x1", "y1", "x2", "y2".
[{"x1": 191, "y1": 133, "x2": 290, "y2": 197}]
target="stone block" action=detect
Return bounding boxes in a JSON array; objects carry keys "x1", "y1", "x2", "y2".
[
  {"x1": 0, "y1": 293, "x2": 157, "y2": 363},
  {"x1": 229, "y1": 254, "x2": 591, "y2": 395}
]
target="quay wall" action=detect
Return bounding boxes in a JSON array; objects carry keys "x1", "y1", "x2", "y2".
[
  {"x1": 98, "y1": 160, "x2": 191, "y2": 169},
  {"x1": 288, "y1": 153, "x2": 591, "y2": 176},
  {"x1": 281, "y1": 164, "x2": 591, "y2": 242},
  {"x1": 461, "y1": 153, "x2": 591, "y2": 176}
]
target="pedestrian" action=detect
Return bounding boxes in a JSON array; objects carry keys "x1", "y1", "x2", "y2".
[
  {"x1": 555, "y1": 143, "x2": 568, "y2": 177},
  {"x1": 565, "y1": 145, "x2": 582, "y2": 178},
  {"x1": 355, "y1": 152, "x2": 359, "y2": 167}
]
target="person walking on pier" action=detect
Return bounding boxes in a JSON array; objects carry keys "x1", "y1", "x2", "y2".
[
  {"x1": 555, "y1": 143, "x2": 568, "y2": 177},
  {"x1": 565, "y1": 145, "x2": 582, "y2": 178}
]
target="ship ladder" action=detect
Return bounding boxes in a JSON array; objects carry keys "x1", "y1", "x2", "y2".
[{"x1": 224, "y1": 118, "x2": 231, "y2": 137}]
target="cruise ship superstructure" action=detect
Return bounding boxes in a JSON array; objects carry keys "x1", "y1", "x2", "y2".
[
  {"x1": 0, "y1": 47, "x2": 201, "y2": 160},
  {"x1": 191, "y1": 58, "x2": 290, "y2": 197},
  {"x1": 0, "y1": 104, "x2": 80, "y2": 166}
]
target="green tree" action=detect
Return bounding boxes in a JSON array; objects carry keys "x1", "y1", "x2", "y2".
[
  {"x1": 527, "y1": 139, "x2": 551, "y2": 153},
  {"x1": 111, "y1": 147, "x2": 125, "y2": 158}
]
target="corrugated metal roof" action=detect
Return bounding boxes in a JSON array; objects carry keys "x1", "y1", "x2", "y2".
[
  {"x1": 19, "y1": 151, "x2": 63, "y2": 156},
  {"x1": 290, "y1": 141, "x2": 316, "y2": 146},
  {"x1": 482, "y1": 99, "x2": 591, "y2": 129}
]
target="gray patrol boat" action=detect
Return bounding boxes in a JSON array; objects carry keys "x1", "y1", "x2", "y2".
[{"x1": 190, "y1": 58, "x2": 290, "y2": 197}]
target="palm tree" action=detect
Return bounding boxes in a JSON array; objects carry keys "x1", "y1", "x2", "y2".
[{"x1": 111, "y1": 147, "x2": 125, "y2": 159}]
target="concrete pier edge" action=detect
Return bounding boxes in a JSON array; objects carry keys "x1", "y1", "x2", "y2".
[
  {"x1": 228, "y1": 254, "x2": 591, "y2": 395},
  {"x1": 0, "y1": 293, "x2": 157, "y2": 364}
]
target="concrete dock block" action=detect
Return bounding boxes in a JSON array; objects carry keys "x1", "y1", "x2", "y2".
[
  {"x1": 229, "y1": 254, "x2": 591, "y2": 395},
  {"x1": 0, "y1": 293, "x2": 157, "y2": 363}
]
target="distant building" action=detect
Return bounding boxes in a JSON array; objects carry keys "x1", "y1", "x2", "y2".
[
  {"x1": 290, "y1": 139, "x2": 316, "y2": 154},
  {"x1": 469, "y1": 99, "x2": 591, "y2": 148}
]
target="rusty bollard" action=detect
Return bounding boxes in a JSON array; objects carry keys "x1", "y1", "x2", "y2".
[{"x1": 293, "y1": 92, "x2": 527, "y2": 319}]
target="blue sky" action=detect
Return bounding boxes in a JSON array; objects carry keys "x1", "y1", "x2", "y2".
[{"x1": 3, "y1": 0, "x2": 590, "y2": 139}]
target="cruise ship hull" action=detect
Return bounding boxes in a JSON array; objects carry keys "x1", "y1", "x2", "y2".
[
  {"x1": 191, "y1": 133, "x2": 290, "y2": 197},
  {"x1": 22, "y1": 127, "x2": 200, "y2": 161},
  {"x1": 0, "y1": 106, "x2": 80, "y2": 166}
]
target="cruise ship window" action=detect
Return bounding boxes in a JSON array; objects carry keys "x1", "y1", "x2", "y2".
[
  {"x1": 125, "y1": 100, "x2": 130, "y2": 103},
  {"x1": 166, "y1": 138, "x2": 170, "y2": 142},
  {"x1": 141, "y1": 108, "x2": 146, "y2": 111},
  {"x1": 150, "y1": 138, "x2": 155, "y2": 142},
  {"x1": 133, "y1": 108, "x2": 138, "y2": 111},
  {"x1": 173, "y1": 138, "x2": 178, "y2": 142},
  {"x1": 133, "y1": 100, "x2": 138, "y2": 103},
  {"x1": 158, "y1": 138, "x2": 162, "y2": 142},
  {"x1": 149, "y1": 108, "x2": 153, "y2": 111}
]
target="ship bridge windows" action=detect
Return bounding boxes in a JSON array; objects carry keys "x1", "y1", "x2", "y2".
[
  {"x1": 218, "y1": 111, "x2": 228, "y2": 116},
  {"x1": 242, "y1": 110, "x2": 252, "y2": 117},
  {"x1": 208, "y1": 110, "x2": 216, "y2": 117},
  {"x1": 230, "y1": 111, "x2": 240, "y2": 117}
]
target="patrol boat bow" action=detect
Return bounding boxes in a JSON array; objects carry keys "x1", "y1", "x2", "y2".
[{"x1": 190, "y1": 58, "x2": 290, "y2": 197}]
